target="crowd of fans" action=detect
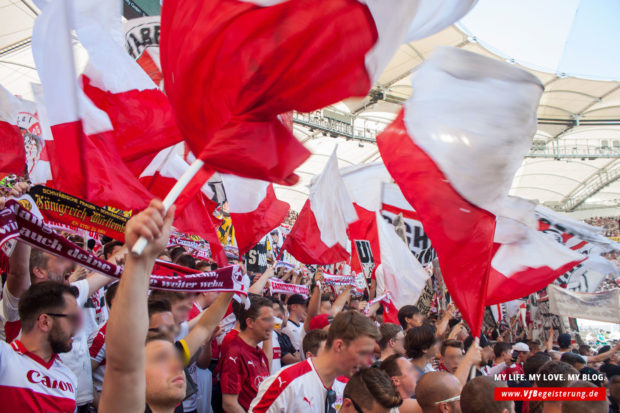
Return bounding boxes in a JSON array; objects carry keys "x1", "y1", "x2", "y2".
[
  {"x1": 584, "y1": 216, "x2": 620, "y2": 238},
  {"x1": 1, "y1": 184, "x2": 620, "y2": 413}
]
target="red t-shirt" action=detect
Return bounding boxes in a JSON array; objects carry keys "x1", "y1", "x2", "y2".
[
  {"x1": 220, "y1": 329, "x2": 240, "y2": 359},
  {"x1": 220, "y1": 335, "x2": 270, "y2": 410},
  {"x1": 498, "y1": 363, "x2": 525, "y2": 380}
]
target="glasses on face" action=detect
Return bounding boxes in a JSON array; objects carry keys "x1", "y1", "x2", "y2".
[
  {"x1": 148, "y1": 325, "x2": 178, "y2": 335},
  {"x1": 434, "y1": 395, "x2": 460, "y2": 405},
  {"x1": 45, "y1": 313, "x2": 82, "y2": 326},
  {"x1": 343, "y1": 394, "x2": 363, "y2": 413},
  {"x1": 326, "y1": 388, "x2": 338, "y2": 413}
]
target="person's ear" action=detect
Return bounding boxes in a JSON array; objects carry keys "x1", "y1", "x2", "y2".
[
  {"x1": 37, "y1": 313, "x2": 53, "y2": 333},
  {"x1": 389, "y1": 338, "x2": 395, "y2": 348},
  {"x1": 392, "y1": 376, "x2": 401, "y2": 388},
  {"x1": 32, "y1": 266, "x2": 46, "y2": 281}
]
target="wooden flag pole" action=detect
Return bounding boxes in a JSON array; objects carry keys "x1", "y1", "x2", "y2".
[{"x1": 131, "y1": 159, "x2": 205, "y2": 256}]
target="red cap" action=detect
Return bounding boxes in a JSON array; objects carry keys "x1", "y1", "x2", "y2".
[{"x1": 309, "y1": 314, "x2": 331, "y2": 331}]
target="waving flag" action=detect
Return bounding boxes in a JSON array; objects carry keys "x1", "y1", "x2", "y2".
[
  {"x1": 32, "y1": 0, "x2": 152, "y2": 211},
  {"x1": 221, "y1": 174, "x2": 289, "y2": 256},
  {"x1": 0, "y1": 85, "x2": 26, "y2": 177},
  {"x1": 160, "y1": 0, "x2": 476, "y2": 184},
  {"x1": 280, "y1": 149, "x2": 357, "y2": 264},
  {"x1": 377, "y1": 47, "x2": 553, "y2": 335}
]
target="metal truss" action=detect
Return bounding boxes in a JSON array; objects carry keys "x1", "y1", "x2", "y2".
[{"x1": 556, "y1": 160, "x2": 620, "y2": 211}]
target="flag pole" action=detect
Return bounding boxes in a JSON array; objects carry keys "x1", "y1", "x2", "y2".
[
  {"x1": 469, "y1": 336, "x2": 479, "y2": 380},
  {"x1": 131, "y1": 158, "x2": 205, "y2": 255}
]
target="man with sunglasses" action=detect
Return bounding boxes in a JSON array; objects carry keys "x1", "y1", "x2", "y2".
[
  {"x1": 416, "y1": 372, "x2": 462, "y2": 413},
  {"x1": 249, "y1": 310, "x2": 380, "y2": 413},
  {"x1": 0, "y1": 281, "x2": 80, "y2": 412}
]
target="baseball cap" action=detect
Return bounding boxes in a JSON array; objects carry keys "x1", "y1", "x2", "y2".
[
  {"x1": 513, "y1": 342, "x2": 530, "y2": 352},
  {"x1": 287, "y1": 294, "x2": 307, "y2": 306},
  {"x1": 309, "y1": 314, "x2": 333, "y2": 331}
]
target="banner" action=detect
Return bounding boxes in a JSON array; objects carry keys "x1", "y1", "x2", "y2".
[
  {"x1": 29, "y1": 185, "x2": 128, "y2": 241},
  {"x1": 548, "y1": 284, "x2": 620, "y2": 323},
  {"x1": 0, "y1": 199, "x2": 246, "y2": 294},
  {"x1": 246, "y1": 240, "x2": 268, "y2": 274},
  {"x1": 354, "y1": 239, "x2": 374, "y2": 284},
  {"x1": 322, "y1": 273, "x2": 356, "y2": 287},
  {"x1": 274, "y1": 260, "x2": 295, "y2": 272},
  {"x1": 168, "y1": 231, "x2": 212, "y2": 260},
  {"x1": 268, "y1": 279, "x2": 308, "y2": 297}
]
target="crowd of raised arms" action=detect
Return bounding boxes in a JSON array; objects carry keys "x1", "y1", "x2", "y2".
[{"x1": 1, "y1": 183, "x2": 619, "y2": 413}]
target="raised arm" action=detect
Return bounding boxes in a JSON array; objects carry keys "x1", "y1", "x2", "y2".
[
  {"x1": 304, "y1": 269, "x2": 323, "y2": 333},
  {"x1": 183, "y1": 292, "x2": 234, "y2": 357},
  {"x1": 330, "y1": 285, "x2": 352, "y2": 316},
  {"x1": 436, "y1": 302, "x2": 456, "y2": 337},
  {"x1": 99, "y1": 200, "x2": 174, "y2": 413},
  {"x1": 248, "y1": 266, "x2": 274, "y2": 295},
  {"x1": 587, "y1": 341, "x2": 620, "y2": 363},
  {"x1": 4, "y1": 183, "x2": 32, "y2": 299}
]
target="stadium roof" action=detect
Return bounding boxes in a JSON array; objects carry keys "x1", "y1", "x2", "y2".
[{"x1": 2, "y1": 0, "x2": 620, "y2": 217}]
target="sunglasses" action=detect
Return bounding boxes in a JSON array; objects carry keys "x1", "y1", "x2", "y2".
[
  {"x1": 434, "y1": 395, "x2": 461, "y2": 405},
  {"x1": 326, "y1": 388, "x2": 338, "y2": 413},
  {"x1": 45, "y1": 313, "x2": 82, "y2": 326},
  {"x1": 344, "y1": 394, "x2": 364, "y2": 413}
]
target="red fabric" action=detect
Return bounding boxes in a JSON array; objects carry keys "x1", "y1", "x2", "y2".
[
  {"x1": 377, "y1": 110, "x2": 496, "y2": 337},
  {"x1": 187, "y1": 302, "x2": 201, "y2": 321},
  {"x1": 160, "y1": 0, "x2": 379, "y2": 183},
  {"x1": 381, "y1": 296, "x2": 399, "y2": 325},
  {"x1": 48, "y1": 121, "x2": 151, "y2": 211},
  {"x1": 348, "y1": 204, "x2": 381, "y2": 279},
  {"x1": 0, "y1": 121, "x2": 25, "y2": 176},
  {"x1": 219, "y1": 335, "x2": 270, "y2": 410},
  {"x1": 230, "y1": 185, "x2": 289, "y2": 256},
  {"x1": 82, "y1": 76, "x2": 182, "y2": 162},
  {"x1": 219, "y1": 329, "x2": 240, "y2": 360},
  {"x1": 251, "y1": 359, "x2": 313, "y2": 413},
  {"x1": 0, "y1": 386, "x2": 76, "y2": 413},
  {"x1": 4, "y1": 320, "x2": 21, "y2": 344},
  {"x1": 280, "y1": 200, "x2": 350, "y2": 265}
]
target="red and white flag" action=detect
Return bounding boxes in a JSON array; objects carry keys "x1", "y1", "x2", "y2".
[
  {"x1": 139, "y1": 147, "x2": 227, "y2": 266},
  {"x1": 0, "y1": 85, "x2": 26, "y2": 177},
  {"x1": 221, "y1": 174, "x2": 289, "y2": 256},
  {"x1": 32, "y1": 0, "x2": 152, "y2": 211},
  {"x1": 377, "y1": 47, "x2": 582, "y2": 335},
  {"x1": 280, "y1": 149, "x2": 358, "y2": 264},
  {"x1": 160, "y1": 0, "x2": 472, "y2": 184}
]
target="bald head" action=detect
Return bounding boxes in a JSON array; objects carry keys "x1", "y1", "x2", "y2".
[
  {"x1": 461, "y1": 377, "x2": 514, "y2": 413},
  {"x1": 416, "y1": 372, "x2": 462, "y2": 413}
]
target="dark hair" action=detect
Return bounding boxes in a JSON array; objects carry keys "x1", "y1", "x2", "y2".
[
  {"x1": 148, "y1": 299, "x2": 172, "y2": 318},
  {"x1": 405, "y1": 325, "x2": 437, "y2": 359},
  {"x1": 18, "y1": 281, "x2": 79, "y2": 332},
  {"x1": 560, "y1": 352, "x2": 586, "y2": 368},
  {"x1": 562, "y1": 381, "x2": 606, "y2": 413},
  {"x1": 578, "y1": 345, "x2": 590, "y2": 356},
  {"x1": 536, "y1": 361, "x2": 579, "y2": 388},
  {"x1": 343, "y1": 367, "x2": 402, "y2": 410},
  {"x1": 461, "y1": 376, "x2": 512, "y2": 413},
  {"x1": 378, "y1": 323, "x2": 403, "y2": 351},
  {"x1": 196, "y1": 261, "x2": 212, "y2": 272},
  {"x1": 558, "y1": 333, "x2": 572, "y2": 349},
  {"x1": 169, "y1": 246, "x2": 186, "y2": 262},
  {"x1": 145, "y1": 332, "x2": 174, "y2": 345},
  {"x1": 494, "y1": 342, "x2": 512, "y2": 358},
  {"x1": 326, "y1": 311, "x2": 381, "y2": 348},
  {"x1": 397, "y1": 305, "x2": 420, "y2": 329},
  {"x1": 105, "y1": 282, "x2": 119, "y2": 310},
  {"x1": 239, "y1": 296, "x2": 273, "y2": 331},
  {"x1": 149, "y1": 290, "x2": 187, "y2": 305},
  {"x1": 440, "y1": 339, "x2": 463, "y2": 357},
  {"x1": 29, "y1": 249, "x2": 51, "y2": 282},
  {"x1": 303, "y1": 329, "x2": 328, "y2": 357},
  {"x1": 523, "y1": 352, "x2": 551, "y2": 377},
  {"x1": 174, "y1": 253, "x2": 196, "y2": 270},
  {"x1": 380, "y1": 354, "x2": 404, "y2": 378},
  {"x1": 103, "y1": 240, "x2": 123, "y2": 260}
]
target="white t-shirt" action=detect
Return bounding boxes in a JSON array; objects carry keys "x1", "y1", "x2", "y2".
[
  {"x1": 0, "y1": 283, "x2": 20, "y2": 342},
  {"x1": 281, "y1": 320, "x2": 304, "y2": 355},
  {"x1": 0, "y1": 339, "x2": 77, "y2": 412},
  {"x1": 59, "y1": 279, "x2": 93, "y2": 406},
  {"x1": 249, "y1": 358, "x2": 344, "y2": 413},
  {"x1": 271, "y1": 329, "x2": 282, "y2": 374},
  {"x1": 82, "y1": 287, "x2": 108, "y2": 339}
]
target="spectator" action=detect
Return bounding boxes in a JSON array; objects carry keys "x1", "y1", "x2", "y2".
[
  {"x1": 340, "y1": 367, "x2": 403, "y2": 413},
  {"x1": 281, "y1": 294, "x2": 306, "y2": 355},
  {"x1": 609, "y1": 376, "x2": 620, "y2": 413},
  {"x1": 378, "y1": 323, "x2": 405, "y2": 362},
  {"x1": 0, "y1": 282, "x2": 80, "y2": 411},
  {"x1": 438, "y1": 340, "x2": 463, "y2": 374},
  {"x1": 271, "y1": 299, "x2": 300, "y2": 367},
  {"x1": 249, "y1": 311, "x2": 380, "y2": 412},
  {"x1": 561, "y1": 381, "x2": 606, "y2": 413},
  {"x1": 406, "y1": 325, "x2": 440, "y2": 376},
  {"x1": 302, "y1": 329, "x2": 328, "y2": 359},
  {"x1": 416, "y1": 372, "x2": 462, "y2": 413},
  {"x1": 220, "y1": 295, "x2": 273, "y2": 412},
  {"x1": 560, "y1": 352, "x2": 586, "y2": 370},
  {"x1": 536, "y1": 361, "x2": 579, "y2": 413},
  {"x1": 380, "y1": 354, "x2": 422, "y2": 413},
  {"x1": 461, "y1": 376, "x2": 514, "y2": 413},
  {"x1": 398, "y1": 305, "x2": 424, "y2": 331}
]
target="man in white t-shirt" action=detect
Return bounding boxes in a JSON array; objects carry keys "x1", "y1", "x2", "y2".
[
  {"x1": 281, "y1": 294, "x2": 306, "y2": 355},
  {"x1": 249, "y1": 310, "x2": 380, "y2": 413},
  {"x1": 0, "y1": 281, "x2": 80, "y2": 412}
]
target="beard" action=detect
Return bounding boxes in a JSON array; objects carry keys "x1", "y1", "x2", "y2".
[{"x1": 48, "y1": 323, "x2": 73, "y2": 353}]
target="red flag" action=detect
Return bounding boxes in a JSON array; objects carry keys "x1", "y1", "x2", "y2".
[
  {"x1": 0, "y1": 85, "x2": 26, "y2": 177},
  {"x1": 160, "y1": 0, "x2": 425, "y2": 184},
  {"x1": 281, "y1": 149, "x2": 358, "y2": 264},
  {"x1": 377, "y1": 47, "x2": 545, "y2": 335},
  {"x1": 222, "y1": 174, "x2": 289, "y2": 256},
  {"x1": 32, "y1": 0, "x2": 152, "y2": 211}
]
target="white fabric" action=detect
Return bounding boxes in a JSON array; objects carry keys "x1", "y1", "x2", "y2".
[
  {"x1": 308, "y1": 148, "x2": 357, "y2": 250},
  {"x1": 376, "y1": 212, "x2": 429, "y2": 309},
  {"x1": 82, "y1": 287, "x2": 108, "y2": 339},
  {"x1": 340, "y1": 163, "x2": 391, "y2": 212},
  {"x1": 0, "y1": 284, "x2": 20, "y2": 342},
  {"x1": 222, "y1": 174, "x2": 269, "y2": 213},
  {"x1": 0, "y1": 84, "x2": 21, "y2": 124},
  {"x1": 491, "y1": 225, "x2": 584, "y2": 277},
  {"x1": 140, "y1": 146, "x2": 187, "y2": 179},
  {"x1": 382, "y1": 183, "x2": 415, "y2": 213},
  {"x1": 403, "y1": 47, "x2": 543, "y2": 216},
  {"x1": 405, "y1": 0, "x2": 477, "y2": 42},
  {"x1": 280, "y1": 321, "x2": 304, "y2": 354},
  {"x1": 196, "y1": 367, "x2": 213, "y2": 413},
  {"x1": 271, "y1": 329, "x2": 282, "y2": 374},
  {"x1": 59, "y1": 279, "x2": 93, "y2": 405}
]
